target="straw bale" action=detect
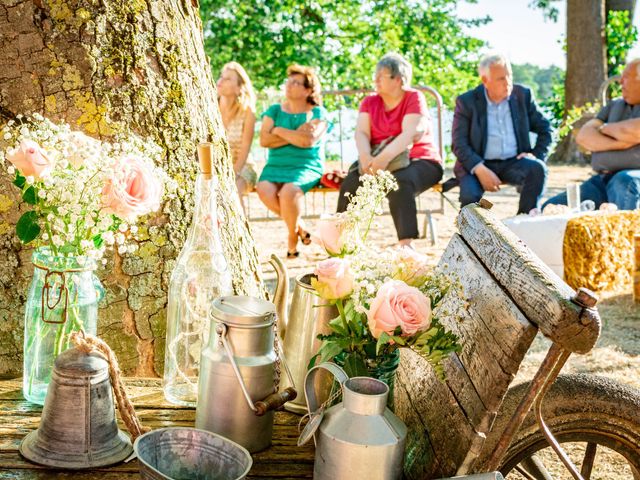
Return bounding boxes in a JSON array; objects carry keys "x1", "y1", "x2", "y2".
[{"x1": 563, "y1": 211, "x2": 640, "y2": 293}]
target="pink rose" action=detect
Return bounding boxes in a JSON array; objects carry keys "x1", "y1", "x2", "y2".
[
  {"x1": 102, "y1": 156, "x2": 162, "y2": 221},
  {"x1": 312, "y1": 258, "x2": 354, "y2": 300},
  {"x1": 7, "y1": 140, "x2": 52, "y2": 179},
  {"x1": 316, "y1": 213, "x2": 350, "y2": 256},
  {"x1": 367, "y1": 280, "x2": 431, "y2": 339}
]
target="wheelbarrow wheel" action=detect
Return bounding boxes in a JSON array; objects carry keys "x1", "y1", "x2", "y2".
[{"x1": 498, "y1": 374, "x2": 640, "y2": 480}]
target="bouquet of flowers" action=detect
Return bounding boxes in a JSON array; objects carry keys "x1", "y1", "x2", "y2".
[
  {"x1": 311, "y1": 172, "x2": 461, "y2": 380},
  {"x1": 1, "y1": 113, "x2": 174, "y2": 404},
  {"x1": 1, "y1": 114, "x2": 172, "y2": 258}
]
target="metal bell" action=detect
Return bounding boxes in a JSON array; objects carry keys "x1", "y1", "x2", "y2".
[{"x1": 20, "y1": 348, "x2": 133, "y2": 469}]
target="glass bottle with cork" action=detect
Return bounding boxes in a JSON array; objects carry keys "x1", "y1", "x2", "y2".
[{"x1": 163, "y1": 143, "x2": 233, "y2": 406}]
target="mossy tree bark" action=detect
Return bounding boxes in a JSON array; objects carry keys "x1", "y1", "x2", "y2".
[{"x1": 0, "y1": 0, "x2": 264, "y2": 377}]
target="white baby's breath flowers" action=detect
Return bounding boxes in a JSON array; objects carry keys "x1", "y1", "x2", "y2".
[{"x1": 2, "y1": 115, "x2": 168, "y2": 261}]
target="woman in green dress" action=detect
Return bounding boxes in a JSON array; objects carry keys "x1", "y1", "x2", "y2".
[{"x1": 258, "y1": 64, "x2": 331, "y2": 258}]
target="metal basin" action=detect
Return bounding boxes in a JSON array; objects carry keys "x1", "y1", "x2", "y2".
[{"x1": 134, "y1": 427, "x2": 252, "y2": 480}]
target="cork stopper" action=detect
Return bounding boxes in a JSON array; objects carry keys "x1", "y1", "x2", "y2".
[{"x1": 196, "y1": 143, "x2": 214, "y2": 175}]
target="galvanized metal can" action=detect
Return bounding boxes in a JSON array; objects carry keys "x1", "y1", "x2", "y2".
[
  {"x1": 195, "y1": 296, "x2": 278, "y2": 453},
  {"x1": 303, "y1": 363, "x2": 407, "y2": 480}
]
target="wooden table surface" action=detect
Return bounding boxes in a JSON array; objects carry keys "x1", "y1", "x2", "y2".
[{"x1": 0, "y1": 378, "x2": 314, "y2": 479}]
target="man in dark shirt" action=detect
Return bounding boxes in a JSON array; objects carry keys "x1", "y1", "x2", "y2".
[
  {"x1": 452, "y1": 54, "x2": 552, "y2": 214},
  {"x1": 544, "y1": 59, "x2": 640, "y2": 210}
]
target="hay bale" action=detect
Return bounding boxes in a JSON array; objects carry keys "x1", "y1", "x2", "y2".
[{"x1": 563, "y1": 211, "x2": 640, "y2": 292}]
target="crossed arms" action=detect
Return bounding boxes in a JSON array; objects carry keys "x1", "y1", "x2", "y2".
[
  {"x1": 576, "y1": 117, "x2": 640, "y2": 152},
  {"x1": 260, "y1": 116, "x2": 328, "y2": 149}
]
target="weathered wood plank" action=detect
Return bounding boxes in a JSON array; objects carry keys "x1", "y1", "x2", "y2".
[
  {"x1": 0, "y1": 379, "x2": 315, "y2": 479},
  {"x1": 457, "y1": 205, "x2": 600, "y2": 353},
  {"x1": 396, "y1": 348, "x2": 486, "y2": 480},
  {"x1": 396, "y1": 232, "x2": 540, "y2": 478},
  {"x1": 438, "y1": 235, "x2": 537, "y2": 420}
]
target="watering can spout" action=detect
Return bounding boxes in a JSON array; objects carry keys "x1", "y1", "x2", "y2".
[{"x1": 268, "y1": 254, "x2": 288, "y2": 339}]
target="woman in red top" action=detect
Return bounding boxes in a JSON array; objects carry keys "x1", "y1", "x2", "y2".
[{"x1": 337, "y1": 53, "x2": 442, "y2": 247}]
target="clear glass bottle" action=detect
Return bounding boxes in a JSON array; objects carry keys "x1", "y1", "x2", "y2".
[
  {"x1": 23, "y1": 247, "x2": 102, "y2": 405},
  {"x1": 163, "y1": 143, "x2": 233, "y2": 406}
]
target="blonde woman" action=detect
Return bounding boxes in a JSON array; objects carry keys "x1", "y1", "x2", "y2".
[
  {"x1": 257, "y1": 64, "x2": 332, "y2": 258},
  {"x1": 217, "y1": 62, "x2": 258, "y2": 198}
]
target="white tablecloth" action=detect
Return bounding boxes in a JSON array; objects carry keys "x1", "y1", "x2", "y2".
[{"x1": 502, "y1": 213, "x2": 581, "y2": 278}]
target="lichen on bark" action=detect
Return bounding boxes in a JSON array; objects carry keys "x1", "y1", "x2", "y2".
[{"x1": 0, "y1": 0, "x2": 264, "y2": 377}]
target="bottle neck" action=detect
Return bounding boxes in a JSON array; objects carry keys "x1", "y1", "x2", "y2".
[{"x1": 184, "y1": 174, "x2": 221, "y2": 249}]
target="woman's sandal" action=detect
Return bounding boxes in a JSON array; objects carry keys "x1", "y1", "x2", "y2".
[
  {"x1": 298, "y1": 229, "x2": 312, "y2": 245},
  {"x1": 286, "y1": 250, "x2": 300, "y2": 259}
]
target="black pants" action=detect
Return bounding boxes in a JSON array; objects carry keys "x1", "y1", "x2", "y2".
[{"x1": 337, "y1": 160, "x2": 443, "y2": 240}]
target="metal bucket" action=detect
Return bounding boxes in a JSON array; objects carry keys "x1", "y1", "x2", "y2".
[{"x1": 134, "y1": 427, "x2": 252, "y2": 480}]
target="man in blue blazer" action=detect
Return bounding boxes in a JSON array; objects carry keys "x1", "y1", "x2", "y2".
[{"x1": 452, "y1": 54, "x2": 552, "y2": 214}]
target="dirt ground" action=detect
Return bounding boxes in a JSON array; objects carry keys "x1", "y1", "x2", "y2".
[{"x1": 248, "y1": 164, "x2": 640, "y2": 479}]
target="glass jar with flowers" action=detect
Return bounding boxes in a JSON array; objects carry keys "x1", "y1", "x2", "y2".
[
  {"x1": 1, "y1": 114, "x2": 171, "y2": 405},
  {"x1": 311, "y1": 172, "x2": 461, "y2": 403}
]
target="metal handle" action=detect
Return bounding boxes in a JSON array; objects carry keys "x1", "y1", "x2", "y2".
[
  {"x1": 254, "y1": 387, "x2": 297, "y2": 416},
  {"x1": 304, "y1": 362, "x2": 349, "y2": 414},
  {"x1": 216, "y1": 323, "x2": 258, "y2": 413}
]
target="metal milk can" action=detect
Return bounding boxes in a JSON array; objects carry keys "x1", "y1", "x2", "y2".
[
  {"x1": 299, "y1": 363, "x2": 407, "y2": 480},
  {"x1": 195, "y1": 296, "x2": 296, "y2": 453}
]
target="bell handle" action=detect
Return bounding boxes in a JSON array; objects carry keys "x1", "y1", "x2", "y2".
[
  {"x1": 217, "y1": 323, "x2": 259, "y2": 413},
  {"x1": 304, "y1": 363, "x2": 349, "y2": 414},
  {"x1": 254, "y1": 387, "x2": 298, "y2": 416}
]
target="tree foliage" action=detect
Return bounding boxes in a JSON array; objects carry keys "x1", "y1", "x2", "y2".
[
  {"x1": 512, "y1": 63, "x2": 564, "y2": 102},
  {"x1": 199, "y1": 0, "x2": 488, "y2": 106}
]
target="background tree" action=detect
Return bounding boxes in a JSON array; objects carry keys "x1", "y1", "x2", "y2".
[
  {"x1": 531, "y1": 0, "x2": 637, "y2": 163},
  {"x1": 199, "y1": 0, "x2": 488, "y2": 107},
  {"x1": 0, "y1": 0, "x2": 262, "y2": 377}
]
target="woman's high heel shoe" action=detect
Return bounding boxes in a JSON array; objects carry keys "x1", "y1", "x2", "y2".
[
  {"x1": 286, "y1": 250, "x2": 300, "y2": 259},
  {"x1": 298, "y1": 229, "x2": 312, "y2": 245}
]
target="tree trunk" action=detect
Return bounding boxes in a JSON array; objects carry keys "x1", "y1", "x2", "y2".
[
  {"x1": 550, "y1": 0, "x2": 606, "y2": 164},
  {"x1": 565, "y1": 0, "x2": 607, "y2": 113},
  {"x1": 0, "y1": 0, "x2": 264, "y2": 377}
]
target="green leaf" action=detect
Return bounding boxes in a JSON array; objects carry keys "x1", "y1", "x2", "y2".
[
  {"x1": 22, "y1": 186, "x2": 37, "y2": 205},
  {"x1": 13, "y1": 173, "x2": 25, "y2": 189},
  {"x1": 342, "y1": 352, "x2": 369, "y2": 378},
  {"x1": 329, "y1": 315, "x2": 348, "y2": 336},
  {"x1": 16, "y1": 211, "x2": 40, "y2": 244},
  {"x1": 317, "y1": 342, "x2": 344, "y2": 364},
  {"x1": 93, "y1": 234, "x2": 104, "y2": 248},
  {"x1": 390, "y1": 335, "x2": 406, "y2": 346},
  {"x1": 376, "y1": 332, "x2": 391, "y2": 355}
]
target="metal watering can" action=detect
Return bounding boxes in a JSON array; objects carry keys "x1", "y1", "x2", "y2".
[
  {"x1": 195, "y1": 296, "x2": 296, "y2": 453},
  {"x1": 268, "y1": 256, "x2": 338, "y2": 414},
  {"x1": 299, "y1": 363, "x2": 407, "y2": 480}
]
